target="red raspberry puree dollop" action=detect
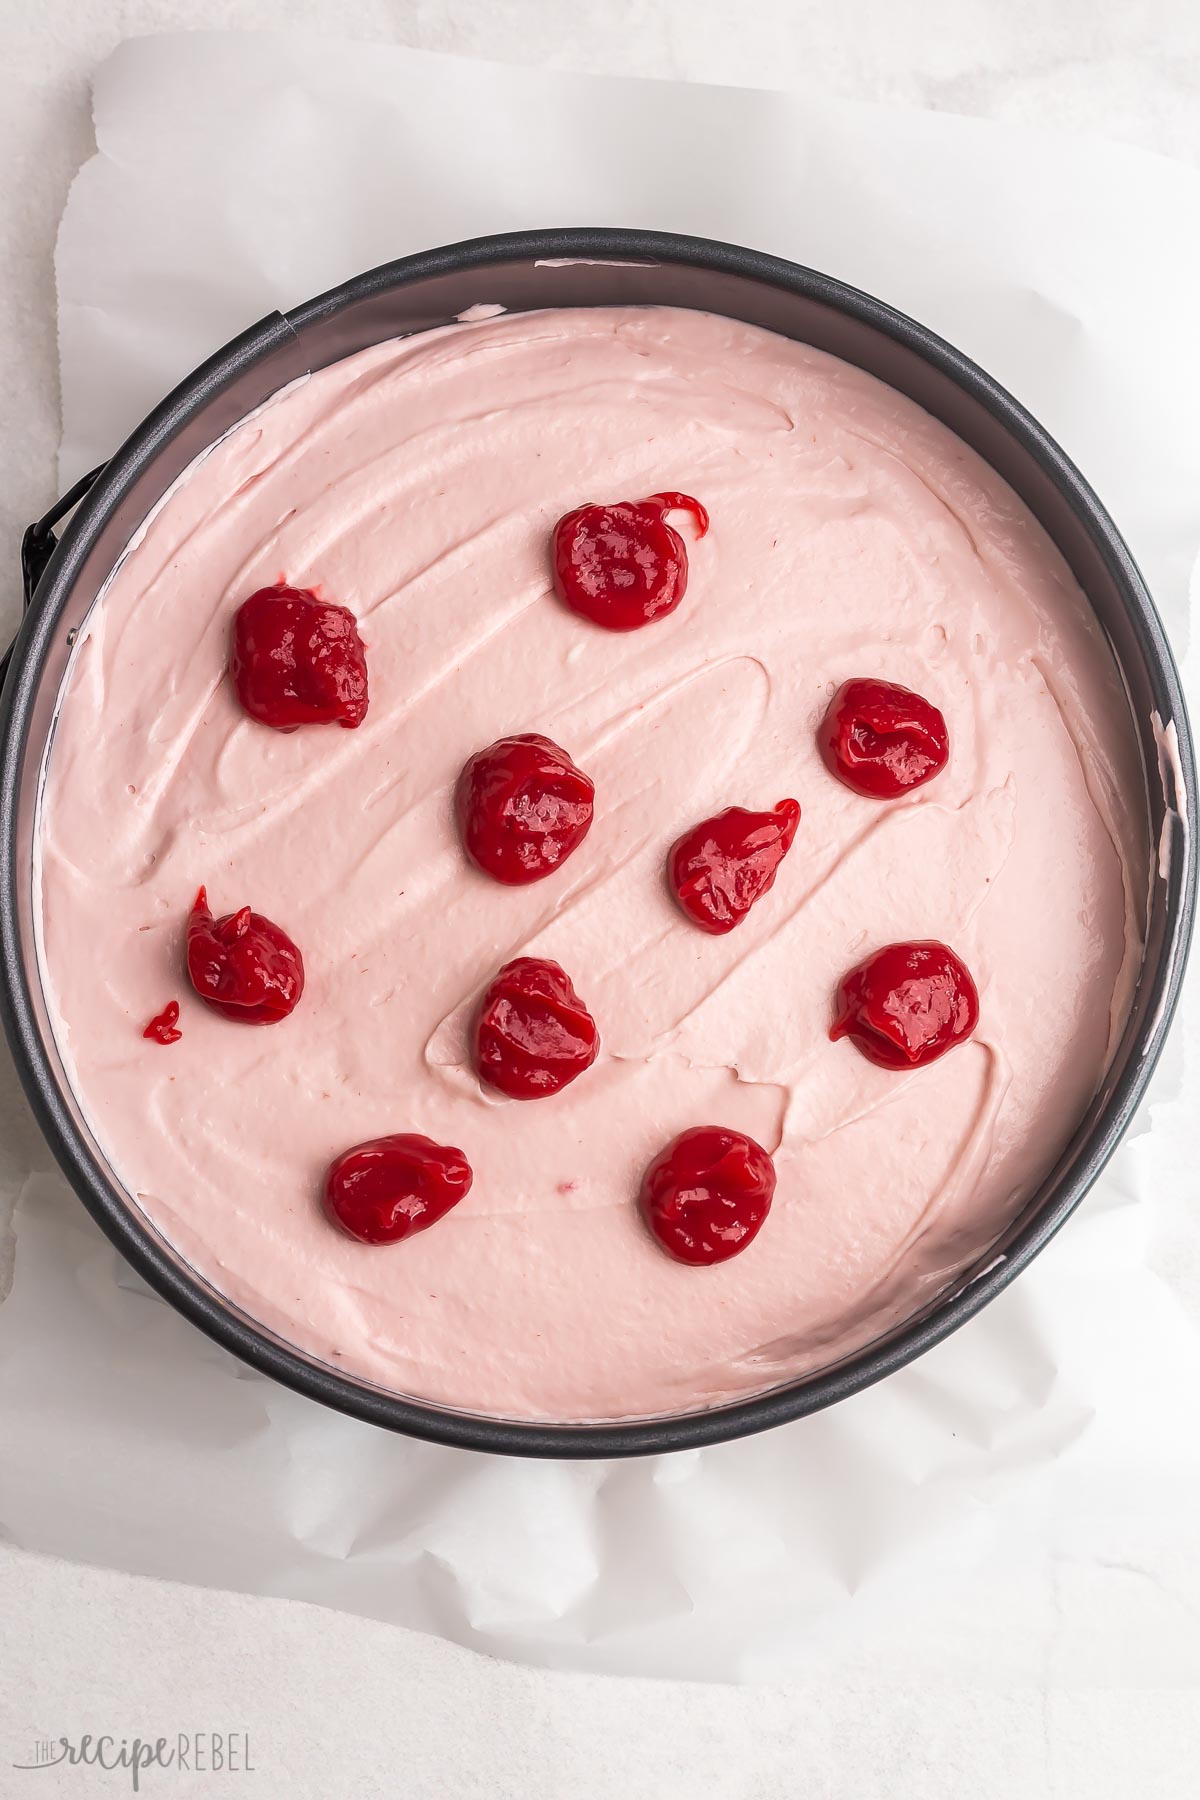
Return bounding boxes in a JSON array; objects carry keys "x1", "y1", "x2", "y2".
[
  {"x1": 325, "y1": 1134, "x2": 473, "y2": 1245},
  {"x1": 456, "y1": 734, "x2": 594, "y2": 884},
  {"x1": 831, "y1": 941, "x2": 979, "y2": 1070},
  {"x1": 472, "y1": 957, "x2": 600, "y2": 1100},
  {"x1": 669, "y1": 800, "x2": 801, "y2": 934},
  {"x1": 186, "y1": 888, "x2": 304, "y2": 1025},
  {"x1": 820, "y1": 677, "x2": 949, "y2": 798},
  {"x1": 231, "y1": 584, "x2": 368, "y2": 730},
  {"x1": 143, "y1": 1001, "x2": 182, "y2": 1045},
  {"x1": 641, "y1": 1127, "x2": 777, "y2": 1266},
  {"x1": 552, "y1": 492, "x2": 709, "y2": 630}
]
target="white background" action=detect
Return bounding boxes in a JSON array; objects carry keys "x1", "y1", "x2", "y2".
[{"x1": 2, "y1": 4, "x2": 1199, "y2": 1796}]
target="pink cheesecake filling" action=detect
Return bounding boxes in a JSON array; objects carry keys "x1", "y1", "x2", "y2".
[{"x1": 36, "y1": 306, "x2": 1147, "y2": 1422}]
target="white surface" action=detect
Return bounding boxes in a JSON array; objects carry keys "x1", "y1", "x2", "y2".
[
  {"x1": 5, "y1": 1555, "x2": 1198, "y2": 1800},
  {"x1": 2, "y1": 3, "x2": 1199, "y2": 1795}
]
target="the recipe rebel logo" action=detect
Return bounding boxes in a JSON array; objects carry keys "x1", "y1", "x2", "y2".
[{"x1": 11, "y1": 1732, "x2": 256, "y2": 1789}]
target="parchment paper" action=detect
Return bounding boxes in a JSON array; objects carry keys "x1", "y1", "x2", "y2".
[{"x1": 2, "y1": 31, "x2": 1198, "y2": 1681}]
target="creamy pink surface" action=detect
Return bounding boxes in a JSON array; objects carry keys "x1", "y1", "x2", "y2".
[{"x1": 37, "y1": 306, "x2": 1147, "y2": 1421}]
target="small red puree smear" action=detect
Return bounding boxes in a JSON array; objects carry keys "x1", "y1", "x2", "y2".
[
  {"x1": 324, "y1": 1134, "x2": 473, "y2": 1245},
  {"x1": 230, "y1": 584, "x2": 369, "y2": 730},
  {"x1": 669, "y1": 800, "x2": 801, "y2": 935},
  {"x1": 143, "y1": 1001, "x2": 182, "y2": 1045},
  {"x1": 186, "y1": 887, "x2": 305, "y2": 1025},
  {"x1": 456, "y1": 734, "x2": 594, "y2": 885},
  {"x1": 819, "y1": 678, "x2": 949, "y2": 798},
  {"x1": 551, "y1": 492, "x2": 709, "y2": 631},
  {"x1": 472, "y1": 956, "x2": 599, "y2": 1100},
  {"x1": 831, "y1": 940, "x2": 979, "y2": 1070},
  {"x1": 641, "y1": 1126, "x2": 776, "y2": 1266}
]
